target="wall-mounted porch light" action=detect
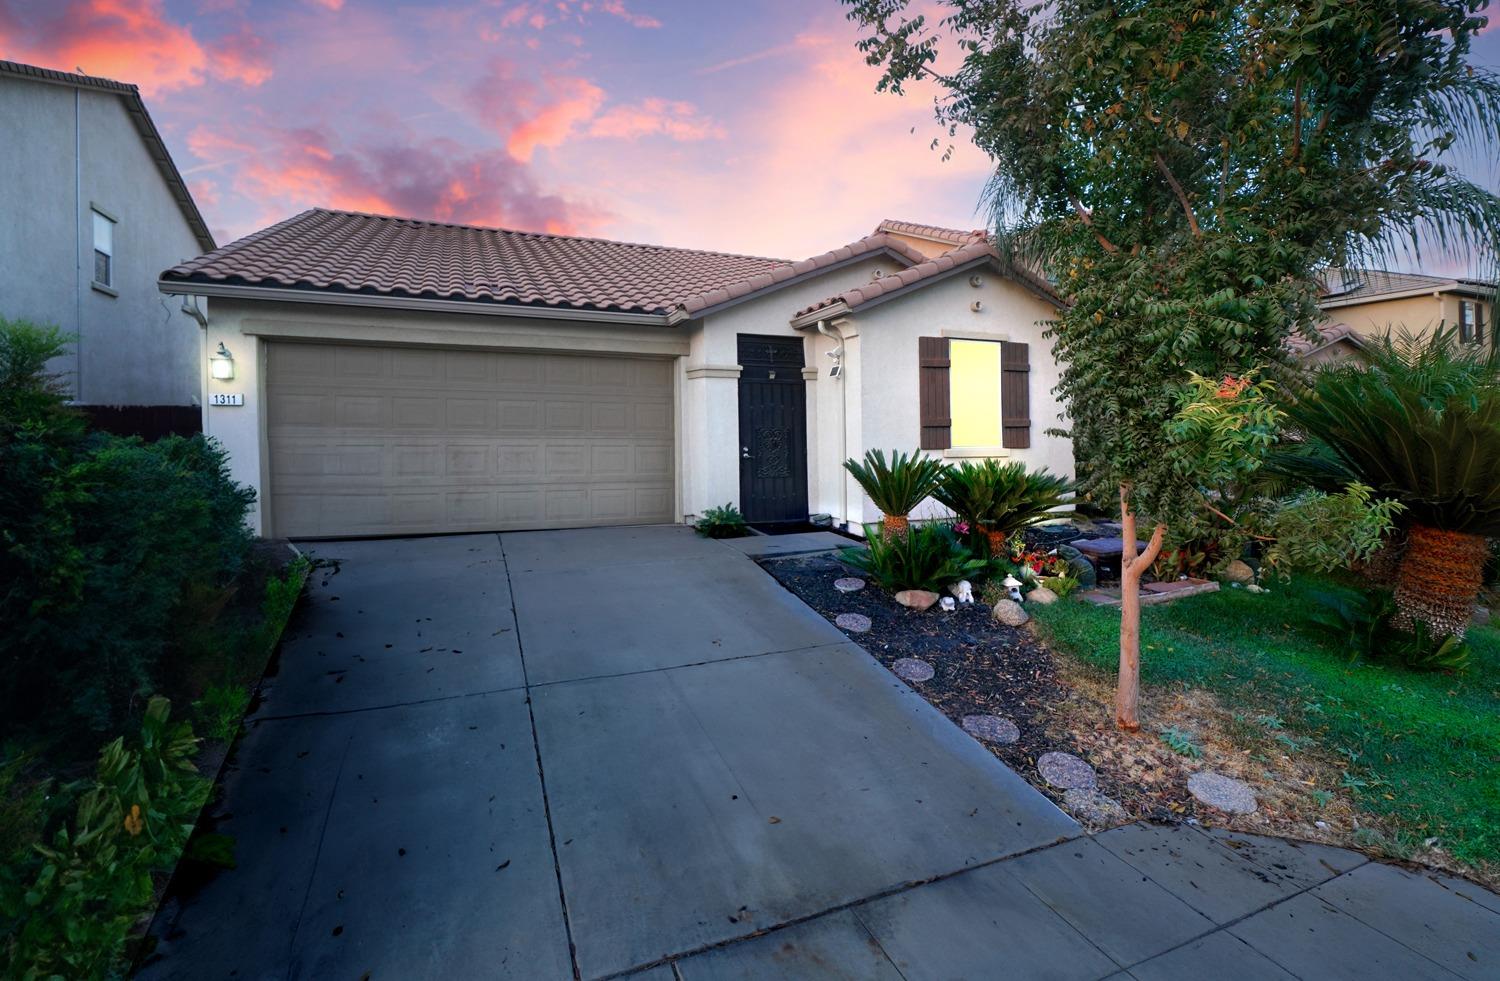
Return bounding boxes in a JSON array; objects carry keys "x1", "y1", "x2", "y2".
[{"x1": 209, "y1": 342, "x2": 235, "y2": 381}]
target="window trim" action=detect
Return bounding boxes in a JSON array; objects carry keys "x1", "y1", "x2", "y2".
[
  {"x1": 90, "y1": 203, "x2": 117, "y2": 293},
  {"x1": 1459, "y1": 299, "x2": 1485, "y2": 345}
]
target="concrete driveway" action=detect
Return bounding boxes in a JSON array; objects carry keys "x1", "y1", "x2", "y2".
[
  {"x1": 140, "y1": 526, "x2": 1078, "y2": 980},
  {"x1": 142, "y1": 526, "x2": 1500, "y2": 980}
]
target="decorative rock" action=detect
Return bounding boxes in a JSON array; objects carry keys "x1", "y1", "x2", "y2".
[
  {"x1": 991, "y1": 599, "x2": 1030, "y2": 626},
  {"x1": 1037, "y1": 751, "x2": 1097, "y2": 791},
  {"x1": 1222, "y1": 559, "x2": 1255, "y2": 584},
  {"x1": 833, "y1": 577, "x2": 866, "y2": 593},
  {"x1": 1187, "y1": 771, "x2": 1258, "y2": 814},
  {"x1": 961, "y1": 714, "x2": 1020, "y2": 745},
  {"x1": 1062, "y1": 789, "x2": 1126, "y2": 824},
  {"x1": 834, "y1": 613, "x2": 871, "y2": 633},
  {"x1": 1027, "y1": 586, "x2": 1059, "y2": 605},
  {"x1": 891, "y1": 657, "x2": 934, "y2": 683},
  {"x1": 895, "y1": 589, "x2": 941, "y2": 611}
]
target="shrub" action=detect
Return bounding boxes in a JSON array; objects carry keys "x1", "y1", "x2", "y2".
[
  {"x1": 841, "y1": 521, "x2": 987, "y2": 593},
  {"x1": 843, "y1": 450, "x2": 947, "y2": 539},
  {"x1": 0, "y1": 697, "x2": 210, "y2": 980},
  {"x1": 1305, "y1": 586, "x2": 1470, "y2": 672},
  {"x1": 694, "y1": 503, "x2": 749, "y2": 539},
  {"x1": 0, "y1": 317, "x2": 256, "y2": 742}
]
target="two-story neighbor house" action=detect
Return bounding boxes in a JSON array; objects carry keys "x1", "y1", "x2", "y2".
[
  {"x1": 0, "y1": 60, "x2": 215, "y2": 430},
  {"x1": 1292, "y1": 267, "x2": 1496, "y2": 362}
]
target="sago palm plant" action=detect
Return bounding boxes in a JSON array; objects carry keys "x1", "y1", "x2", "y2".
[
  {"x1": 843, "y1": 449, "x2": 947, "y2": 539},
  {"x1": 987, "y1": 462, "x2": 1074, "y2": 552},
  {"x1": 934, "y1": 460, "x2": 1073, "y2": 555},
  {"x1": 1282, "y1": 329, "x2": 1500, "y2": 637}
]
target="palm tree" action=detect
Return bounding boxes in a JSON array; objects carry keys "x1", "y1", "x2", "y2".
[
  {"x1": 843, "y1": 450, "x2": 947, "y2": 539},
  {"x1": 1281, "y1": 329, "x2": 1500, "y2": 637}
]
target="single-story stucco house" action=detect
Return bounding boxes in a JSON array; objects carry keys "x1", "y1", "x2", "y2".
[{"x1": 157, "y1": 211, "x2": 1068, "y2": 539}]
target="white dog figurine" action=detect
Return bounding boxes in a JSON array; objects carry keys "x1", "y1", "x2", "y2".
[
  {"x1": 940, "y1": 596, "x2": 957, "y2": 612},
  {"x1": 949, "y1": 580, "x2": 974, "y2": 604}
]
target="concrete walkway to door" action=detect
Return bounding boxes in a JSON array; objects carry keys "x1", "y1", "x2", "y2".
[{"x1": 140, "y1": 526, "x2": 1499, "y2": 980}]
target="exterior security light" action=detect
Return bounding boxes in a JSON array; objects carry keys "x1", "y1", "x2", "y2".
[{"x1": 210, "y1": 342, "x2": 235, "y2": 381}]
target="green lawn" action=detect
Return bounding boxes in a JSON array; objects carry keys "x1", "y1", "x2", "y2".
[{"x1": 1031, "y1": 577, "x2": 1500, "y2": 871}]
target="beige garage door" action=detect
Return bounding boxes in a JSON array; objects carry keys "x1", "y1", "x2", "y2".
[{"x1": 265, "y1": 342, "x2": 675, "y2": 538}]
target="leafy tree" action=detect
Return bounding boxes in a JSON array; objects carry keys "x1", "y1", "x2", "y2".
[{"x1": 845, "y1": 0, "x2": 1499, "y2": 727}]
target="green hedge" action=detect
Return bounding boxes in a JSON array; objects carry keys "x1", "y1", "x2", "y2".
[{"x1": 1, "y1": 317, "x2": 256, "y2": 743}]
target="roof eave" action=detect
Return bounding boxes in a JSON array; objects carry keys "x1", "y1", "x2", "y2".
[
  {"x1": 790, "y1": 302, "x2": 852, "y2": 329},
  {"x1": 1319, "y1": 281, "x2": 1496, "y2": 308},
  {"x1": 157, "y1": 278, "x2": 676, "y2": 326},
  {"x1": 679, "y1": 246, "x2": 921, "y2": 322}
]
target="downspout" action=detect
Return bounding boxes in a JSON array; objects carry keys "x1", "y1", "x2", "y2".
[
  {"x1": 181, "y1": 295, "x2": 209, "y2": 426},
  {"x1": 74, "y1": 86, "x2": 83, "y2": 402},
  {"x1": 815, "y1": 319, "x2": 848, "y2": 530}
]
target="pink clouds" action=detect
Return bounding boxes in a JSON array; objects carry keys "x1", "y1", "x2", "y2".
[
  {"x1": 187, "y1": 121, "x2": 607, "y2": 236},
  {"x1": 0, "y1": 0, "x2": 275, "y2": 92},
  {"x1": 506, "y1": 77, "x2": 606, "y2": 160},
  {"x1": 210, "y1": 26, "x2": 273, "y2": 87},
  {"x1": 589, "y1": 98, "x2": 724, "y2": 142}
]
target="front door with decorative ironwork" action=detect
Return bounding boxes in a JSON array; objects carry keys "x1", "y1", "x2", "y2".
[{"x1": 736, "y1": 334, "x2": 809, "y2": 524}]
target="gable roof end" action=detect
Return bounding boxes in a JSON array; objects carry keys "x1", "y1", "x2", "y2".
[
  {"x1": 0, "y1": 60, "x2": 215, "y2": 252},
  {"x1": 667, "y1": 232, "x2": 930, "y2": 322},
  {"x1": 873, "y1": 218, "x2": 988, "y2": 247}
]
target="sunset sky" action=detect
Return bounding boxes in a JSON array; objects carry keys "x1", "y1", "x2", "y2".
[{"x1": 2, "y1": 0, "x2": 1496, "y2": 270}]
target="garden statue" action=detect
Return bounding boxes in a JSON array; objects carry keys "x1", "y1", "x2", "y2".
[{"x1": 949, "y1": 580, "x2": 974, "y2": 604}]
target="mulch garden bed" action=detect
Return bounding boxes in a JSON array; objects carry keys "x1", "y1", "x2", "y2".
[
  {"x1": 760, "y1": 551, "x2": 1169, "y2": 822},
  {"x1": 759, "y1": 549, "x2": 1368, "y2": 839}
]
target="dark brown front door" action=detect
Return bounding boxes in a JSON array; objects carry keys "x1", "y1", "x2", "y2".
[{"x1": 737, "y1": 335, "x2": 808, "y2": 525}]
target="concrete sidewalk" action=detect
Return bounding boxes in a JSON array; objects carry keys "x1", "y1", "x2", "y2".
[{"x1": 139, "y1": 526, "x2": 1498, "y2": 980}]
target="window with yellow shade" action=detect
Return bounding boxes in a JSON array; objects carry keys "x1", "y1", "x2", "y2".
[{"x1": 949, "y1": 339, "x2": 1004, "y2": 448}]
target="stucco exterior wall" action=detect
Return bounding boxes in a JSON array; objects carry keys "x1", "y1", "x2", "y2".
[
  {"x1": 682, "y1": 255, "x2": 905, "y2": 520},
  {"x1": 847, "y1": 270, "x2": 1070, "y2": 527},
  {"x1": 1326, "y1": 292, "x2": 1492, "y2": 343},
  {"x1": 0, "y1": 78, "x2": 205, "y2": 405}
]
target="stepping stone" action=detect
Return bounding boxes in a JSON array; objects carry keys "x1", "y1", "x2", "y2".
[
  {"x1": 1188, "y1": 771, "x2": 1258, "y2": 814},
  {"x1": 1062, "y1": 789, "x2": 1126, "y2": 824},
  {"x1": 835, "y1": 613, "x2": 871, "y2": 633},
  {"x1": 961, "y1": 714, "x2": 1020, "y2": 745},
  {"x1": 891, "y1": 658, "x2": 934, "y2": 683},
  {"x1": 1037, "y1": 751, "x2": 1097, "y2": 791},
  {"x1": 833, "y1": 577, "x2": 866, "y2": 593}
]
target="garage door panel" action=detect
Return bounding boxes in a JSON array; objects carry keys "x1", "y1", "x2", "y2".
[{"x1": 267, "y1": 342, "x2": 675, "y2": 537}]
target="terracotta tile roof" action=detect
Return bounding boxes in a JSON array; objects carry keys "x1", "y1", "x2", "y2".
[
  {"x1": 874, "y1": 218, "x2": 988, "y2": 245},
  {"x1": 1319, "y1": 267, "x2": 1495, "y2": 304},
  {"x1": 793, "y1": 238, "x2": 1060, "y2": 321},
  {"x1": 162, "y1": 208, "x2": 791, "y2": 316},
  {"x1": 0, "y1": 60, "x2": 215, "y2": 252},
  {"x1": 1287, "y1": 322, "x2": 1369, "y2": 358},
  {"x1": 674, "y1": 232, "x2": 929, "y2": 316},
  {"x1": 162, "y1": 209, "x2": 935, "y2": 321}
]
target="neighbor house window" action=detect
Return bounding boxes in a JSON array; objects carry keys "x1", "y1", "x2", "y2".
[
  {"x1": 949, "y1": 339, "x2": 1003, "y2": 448},
  {"x1": 92, "y1": 209, "x2": 115, "y2": 289},
  {"x1": 1459, "y1": 300, "x2": 1485, "y2": 345}
]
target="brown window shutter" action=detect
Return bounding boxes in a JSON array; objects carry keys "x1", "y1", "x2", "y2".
[
  {"x1": 1001, "y1": 341, "x2": 1031, "y2": 449},
  {"x1": 918, "y1": 336, "x2": 951, "y2": 450}
]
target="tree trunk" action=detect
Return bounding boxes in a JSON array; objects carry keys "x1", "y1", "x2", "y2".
[
  {"x1": 1391, "y1": 524, "x2": 1489, "y2": 638},
  {"x1": 1116, "y1": 483, "x2": 1166, "y2": 731},
  {"x1": 882, "y1": 514, "x2": 910, "y2": 541}
]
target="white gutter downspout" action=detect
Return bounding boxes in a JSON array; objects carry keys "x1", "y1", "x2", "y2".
[
  {"x1": 74, "y1": 86, "x2": 83, "y2": 402},
  {"x1": 815, "y1": 318, "x2": 849, "y2": 530},
  {"x1": 181, "y1": 296, "x2": 209, "y2": 425}
]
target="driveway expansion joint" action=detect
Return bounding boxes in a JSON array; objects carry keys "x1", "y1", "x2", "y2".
[{"x1": 500, "y1": 532, "x2": 584, "y2": 981}]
